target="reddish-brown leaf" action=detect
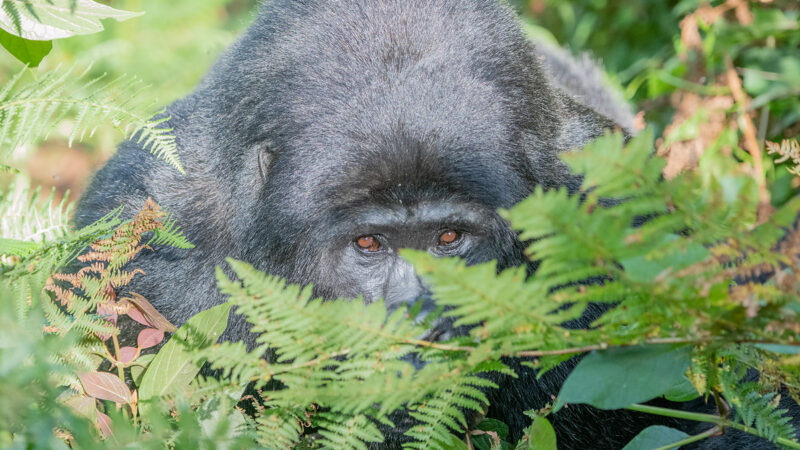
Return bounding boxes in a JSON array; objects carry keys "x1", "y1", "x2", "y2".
[
  {"x1": 79, "y1": 371, "x2": 132, "y2": 404},
  {"x1": 120, "y1": 298, "x2": 150, "y2": 327},
  {"x1": 125, "y1": 293, "x2": 177, "y2": 332},
  {"x1": 118, "y1": 346, "x2": 138, "y2": 364},
  {"x1": 97, "y1": 411, "x2": 113, "y2": 437},
  {"x1": 137, "y1": 328, "x2": 165, "y2": 350}
]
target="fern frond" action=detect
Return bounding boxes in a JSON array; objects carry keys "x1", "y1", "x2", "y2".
[
  {"x1": 255, "y1": 409, "x2": 305, "y2": 448},
  {"x1": 0, "y1": 175, "x2": 71, "y2": 244},
  {"x1": 315, "y1": 413, "x2": 384, "y2": 450},
  {"x1": 0, "y1": 237, "x2": 40, "y2": 258},
  {"x1": 218, "y1": 260, "x2": 427, "y2": 364},
  {"x1": 0, "y1": 65, "x2": 184, "y2": 173},
  {"x1": 403, "y1": 251, "x2": 582, "y2": 358},
  {"x1": 147, "y1": 212, "x2": 194, "y2": 249},
  {"x1": 721, "y1": 375, "x2": 798, "y2": 444},
  {"x1": 404, "y1": 375, "x2": 495, "y2": 449},
  {"x1": 210, "y1": 260, "x2": 514, "y2": 447}
]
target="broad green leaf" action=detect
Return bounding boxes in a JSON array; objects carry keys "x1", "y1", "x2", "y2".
[
  {"x1": 556, "y1": 345, "x2": 692, "y2": 410},
  {"x1": 0, "y1": 29, "x2": 51, "y2": 65},
  {"x1": 0, "y1": 0, "x2": 142, "y2": 41},
  {"x1": 663, "y1": 375, "x2": 700, "y2": 402},
  {"x1": 528, "y1": 416, "x2": 557, "y2": 450},
  {"x1": 476, "y1": 418, "x2": 509, "y2": 440},
  {"x1": 621, "y1": 235, "x2": 709, "y2": 283},
  {"x1": 138, "y1": 302, "x2": 232, "y2": 417},
  {"x1": 471, "y1": 418, "x2": 512, "y2": 449},
  {"x1": 621, "y1": 425, "x2": 689, "y2": 450},
  {"x1": 197, "y1": 385, "x2": 250, "y2": 445},
  {"x1": 755, "y1": 344, "x2": 800, "y2": 355},
  {"x1": 130, "y1": 353, "x2": 155, "y2": 387}
]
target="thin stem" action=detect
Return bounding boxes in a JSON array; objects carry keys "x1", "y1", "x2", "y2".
[
  {"x1": 656, "y1": 72, "x2": 731, "y2": 96},
  {"x1": 712, "y1": 390, "x2": 730, "y2": 420},
  {"x1": 626, "y1": 403, "x2": 722, "y2": 424},
  {"x1": 626, "y1": 404, "x2": 800, "y2": 449},
  {"x1": 513, "y1": 338, "x2": 800, "y2": 358},
  {"x1": 250, "y1": 350, "x2": 353, "y2": 382},
  {"x1": 111, "y1": 333, "x2": 125, "y2": 380},
  {"x1": 654, "y1": 426, "x2": 720, "y2": 450}
]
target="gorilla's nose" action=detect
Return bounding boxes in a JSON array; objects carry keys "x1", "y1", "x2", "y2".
[
  {"x1": 407, "y1": 294, "x2": 457, "y2": 342},
  {"x1": 407, "y1": 293, "x2": 439, "y2": 323}
]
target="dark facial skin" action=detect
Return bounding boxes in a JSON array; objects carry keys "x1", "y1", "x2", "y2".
[
  {"x1": 321, "y1": 201, "x2": 494, "y2": 306},
  {"x1": 312, "y1": 199, "x2": 521, "y2": 351}
]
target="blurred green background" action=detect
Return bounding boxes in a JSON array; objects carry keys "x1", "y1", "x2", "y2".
[{"x1": 0, "y1": 0, "x2": 258, "y2": 200}]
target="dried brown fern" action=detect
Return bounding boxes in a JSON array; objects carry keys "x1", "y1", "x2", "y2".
[{"x1": 45, "y1": 198, "x2": 178, "y2": 437}]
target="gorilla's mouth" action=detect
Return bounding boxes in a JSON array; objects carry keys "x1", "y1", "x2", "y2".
[
  {"x1": 416, "y1": 316, "x2": 456, "y2": 343},
  {"x1": 419, "y1": 324, "x2": 451, "y2": 343}
]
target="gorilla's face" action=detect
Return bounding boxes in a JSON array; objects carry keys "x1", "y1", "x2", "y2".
[
  {"x1": 315, "y1": 199, "x2": 521, "y2": 312},
  {"x1": 250, "y1": 123, "x2": 534, "y2": 322}
]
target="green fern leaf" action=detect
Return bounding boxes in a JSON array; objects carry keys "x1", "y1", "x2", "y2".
[
  {"x1": 0, "y1": 65, "x2": 184, "y2": 174},
  {"x1": 147, "y1": 212, "x2": 194, "y2": 249}
]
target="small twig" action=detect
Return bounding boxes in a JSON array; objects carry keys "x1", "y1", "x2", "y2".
[
  {"x1": 712, "y1": 390, "x2": 731, "y2": 420},
  {"x1": 469, "y1": 429, "x2": 501, "y2": 448},
  {"x1": 250, "y1": 349, "x2": 353, "y2": 382},
  {"x1": 725, "y1": 56, "x2": 772, "y2": 223}
]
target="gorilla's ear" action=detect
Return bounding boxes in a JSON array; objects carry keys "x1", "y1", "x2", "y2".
[
  {"x1": 528, "y1": 42, "x2": 637, "y2": 192},
  {"x1": 536, "y1": 95, "x2": 634, "y2": 193},
  {"x1": 555, "y1": 95, "x2": 632, "y2": 154},
  {"x1": 257, "y1": 145, "x2": 274, "y2": 182},
  {"x1": 535, "y1": 42, "x2": 636, "y2": 136}
]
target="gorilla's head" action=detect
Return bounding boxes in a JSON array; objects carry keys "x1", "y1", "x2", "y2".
[
  {"x1": 207, "y1": 0, "x2": 628, "y2": 320},
  {"x1": 254, "y1": 104, "x2": 535, "y2": 315}
]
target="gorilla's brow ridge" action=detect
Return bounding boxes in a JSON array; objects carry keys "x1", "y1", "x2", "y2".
[{"x1": 343, "y1": 200, "x2": 490, "y2": 233}]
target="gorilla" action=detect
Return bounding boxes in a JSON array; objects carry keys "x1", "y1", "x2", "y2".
[{"x1": 75, "y1": 0, "x2": 798, "y2": 448}]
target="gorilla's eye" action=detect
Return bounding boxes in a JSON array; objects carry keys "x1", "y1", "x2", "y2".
[
  {"x1": 356, "y1": 235, "x2": 381, "y2": 252},
  {"x1": 438, "y1": 230, "x2": 462, "y2": 246}
]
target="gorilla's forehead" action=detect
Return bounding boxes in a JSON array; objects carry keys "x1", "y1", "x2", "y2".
[
  {"x1": 274, "y1": 114, "x2": 531, "y2": 213},
  {"x1": 270, "y1": 53, "x2": 533, "y2": 212}
]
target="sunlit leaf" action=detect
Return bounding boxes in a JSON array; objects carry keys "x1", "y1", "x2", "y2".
[
  {"x1": 78, "y1": 371, "x2": 132, "y2": 404},
  {"x1": 0, "y1": 0, "x2": 142, "y2": 40}
]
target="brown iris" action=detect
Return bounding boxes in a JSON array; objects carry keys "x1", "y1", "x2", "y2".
[
  {"x1": 438, "y1": 230, "x2": 461, "y2": 246},
  {"x1": 356, "y1": 235, "x2": 381, "y2": 252}
]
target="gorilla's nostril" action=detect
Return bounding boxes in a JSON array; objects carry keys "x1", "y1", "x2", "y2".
[
  {"x1": 417, "y1": 317, "x2": 453, "y2": 343},
  {"x1": 420, "y1": 327, "x2": 444, "y2": 342}
]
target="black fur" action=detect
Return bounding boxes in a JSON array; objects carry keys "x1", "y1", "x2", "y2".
[{"x1": 75, "y1": 1, "x2": 798, "y2": 448}]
